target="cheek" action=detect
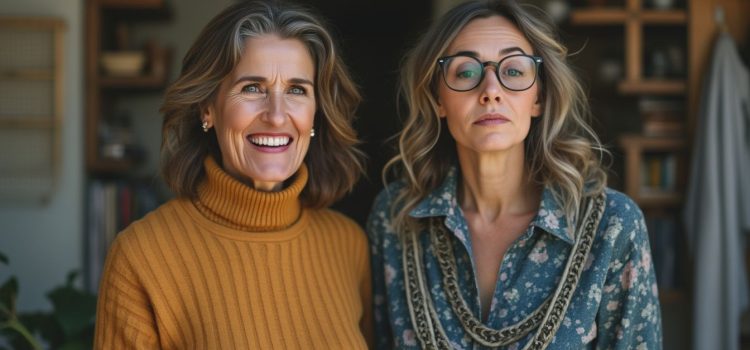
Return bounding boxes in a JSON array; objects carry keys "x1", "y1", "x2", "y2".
[
  {"x1": 221, "y1": 100, "x2": 261, "y2": 130},
  {"x1": 289, "y1": 101, "x2": 316, "y2": 130}
]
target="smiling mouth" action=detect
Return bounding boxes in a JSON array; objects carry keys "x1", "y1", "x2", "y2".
[{"x1": 248, "y1": 135, "x2": 292, "y2": 147}]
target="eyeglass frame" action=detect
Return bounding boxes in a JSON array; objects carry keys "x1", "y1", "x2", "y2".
[{"x1": 436, "y1": 53, "x2": 544, "y2": 92}]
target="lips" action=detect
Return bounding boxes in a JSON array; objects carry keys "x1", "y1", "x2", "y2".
[{"x1": 474, "y1": 113, "x2": 510, "y2": 125}]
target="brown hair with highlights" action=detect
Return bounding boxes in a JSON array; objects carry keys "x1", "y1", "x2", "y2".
[{"x1": 160, "y1": 0, "x2": 364, "y2": 208}]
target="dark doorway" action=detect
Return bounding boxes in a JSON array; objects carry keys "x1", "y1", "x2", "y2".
[{"x1": 307, "y1": 0, "x2": 433, "y2": 225}]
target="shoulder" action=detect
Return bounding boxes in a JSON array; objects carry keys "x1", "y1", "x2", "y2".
[
  {"x1": 373, "y1": 181, "x2": 407, "y2": 209},
  {"x1": 307, "y1": 207, "x2": 367, "y2": 242},
  {"x1": 600, "y1": 188, "x2": 647, "y2": 235},
  {"x1": 602, "y1": 188, "x2": 644, "y2": 222},
  {"x1": 109, "y1": 199, "x2": 185, "y2": 253},
  {"x1": 369, "y1": 181, "x2": 407, "y2": 220},
  {"x1": 597, "y1": 188, "x2": 649, "y2": 255}
]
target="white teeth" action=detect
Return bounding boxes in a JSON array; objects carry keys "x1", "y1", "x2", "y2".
[{"x1": 250, "y1": 135, "x2": 290, "y2": 147}]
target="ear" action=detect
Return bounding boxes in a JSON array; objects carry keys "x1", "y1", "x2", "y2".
[
  {"x1": 437, "y1": 100, "x2": 447, "y2": 119},
  {"x1": 531, "y1": 99, "x2": 542, "y2": 118},
  {"x1": 202, "y1": 103, "x2": 215, "y2": 127}
]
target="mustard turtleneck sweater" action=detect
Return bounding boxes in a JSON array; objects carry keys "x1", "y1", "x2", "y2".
[{"x1": 94, "y1": 157, "x2": 373, "y2": 349}]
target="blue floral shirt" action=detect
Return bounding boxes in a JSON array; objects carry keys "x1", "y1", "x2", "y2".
[{"x1": 366, "y1": 168, "x2": 662, "y2": 349}]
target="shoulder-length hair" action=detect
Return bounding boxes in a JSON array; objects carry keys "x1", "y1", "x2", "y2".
[
  {"x1": 160, "y1": 0, "x2": 364, "y2": 208},
  {"x1": 386, "y1": 0, "x2": 607, "y2": 232}
]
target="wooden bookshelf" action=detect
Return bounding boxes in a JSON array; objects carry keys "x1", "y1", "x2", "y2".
[
  {"x1": 85, "y1": 0, "x2": 171, "y2": 173},
  {"x1": 569, "y1": 3, "x2": 687, "y2": 93}
]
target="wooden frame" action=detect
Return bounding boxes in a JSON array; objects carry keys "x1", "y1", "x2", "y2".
[{"x1": 0, "y1": 17, "x2": 65, "y2": 203}]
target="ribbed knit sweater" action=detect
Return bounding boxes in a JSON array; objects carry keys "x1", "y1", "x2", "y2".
[{"x1": 94, "y1": 157, "x2": 373, "y2": 349}]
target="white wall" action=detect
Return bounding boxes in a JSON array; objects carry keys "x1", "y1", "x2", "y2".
[{"x1": 0, "y1": 0, "x2": 84, "y2": 311}]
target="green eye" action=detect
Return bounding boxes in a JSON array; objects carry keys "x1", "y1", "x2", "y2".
[
  {"x1": 504, "y1": 68, "x2": 524, "y2": 77},
  {"x1": 456, "y1": 69, "x2": 479, "y2": 80}
]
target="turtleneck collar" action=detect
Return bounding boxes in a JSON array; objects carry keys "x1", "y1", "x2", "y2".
[{"x1": 194, "y1": 156, "x2": 307, "y2": 232}]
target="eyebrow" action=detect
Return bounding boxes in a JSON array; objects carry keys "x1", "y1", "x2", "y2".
[
  {"x1": 453, "y1": 46, "x2": 528, "y2": 57},
  {"x1": 233, "y1": 76, "x2": 314, "y2": 86}
]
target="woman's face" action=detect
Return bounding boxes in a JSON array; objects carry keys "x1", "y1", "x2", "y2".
[
  {"x1": 437, "y1": 15, "x2": 541, "y2": 157},
  {"x1": 204, "y1": 34, "x2": 316, "y2": 191}
]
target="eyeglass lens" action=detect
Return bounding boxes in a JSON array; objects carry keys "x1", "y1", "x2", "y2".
[{"x1": 442, "y1": 55, "x2": 538, "y2": 91}]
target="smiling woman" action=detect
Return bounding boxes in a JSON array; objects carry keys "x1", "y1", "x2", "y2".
[
  {"x1": 203, "y1": 35, "x2": 316, "y2": 191},
  {"x1": 93, "y1": 1, "x2": 372, "y2": 349}
]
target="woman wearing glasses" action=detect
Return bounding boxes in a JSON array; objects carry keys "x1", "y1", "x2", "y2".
[{"x1": 367, "y1": 1, "x2": 661, "y2": 349}]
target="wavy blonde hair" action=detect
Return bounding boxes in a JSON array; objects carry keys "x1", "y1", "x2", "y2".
[
  {"x1": 160, "y1": 0, "x2": 364, "y2": 208},
  {"x1": 385, "y1": 0, "x2": 607, "y2": 233}
]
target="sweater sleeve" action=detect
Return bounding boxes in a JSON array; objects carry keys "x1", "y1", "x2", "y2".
[{"x1": 94, "y1": 233, "x2": 159, "y2": 349}]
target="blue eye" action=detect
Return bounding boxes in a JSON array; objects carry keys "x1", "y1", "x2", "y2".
[
  {"x1": 241, "y1": 84, "x2": 262, "y2": 93},
  {"x1": 289, "y1": 86, "x2": 307, "y2": 95}
]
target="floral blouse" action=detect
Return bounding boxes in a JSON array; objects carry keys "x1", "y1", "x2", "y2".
[{"x1": 366, "y1": 168, "x2": 662, "y2": 349}]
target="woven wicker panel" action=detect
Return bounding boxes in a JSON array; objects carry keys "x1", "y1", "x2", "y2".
[
  {"x1": 0, "y1": 30, "x2": 53, "y2": 70},
  {"x1": 0, "y1": 18, "x2": 62, "y2": 204},
  {"x1": 0, "y1": 80, "x2": 53, "y2": 117}
]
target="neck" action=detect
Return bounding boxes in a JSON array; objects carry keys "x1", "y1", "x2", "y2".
[{"x1": 456, "y1": 146, "x2": 540, "y2": 223}]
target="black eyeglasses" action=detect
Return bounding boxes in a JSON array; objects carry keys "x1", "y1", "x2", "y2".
[{"x1": 437, "y1": 53, "x2": 543, "y2": 92}]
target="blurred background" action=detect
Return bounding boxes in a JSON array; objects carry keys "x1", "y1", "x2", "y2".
[{"x1": 1, "y1": 0, "x2": 748, "y2": 348}]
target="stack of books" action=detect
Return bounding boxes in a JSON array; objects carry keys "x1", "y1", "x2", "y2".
[
  {"x1": 640, "y1": 153, "x2": 678, "y2": 193},
  {"x1": 639, "y1": 98, "x2": 684, "y2": 136}
]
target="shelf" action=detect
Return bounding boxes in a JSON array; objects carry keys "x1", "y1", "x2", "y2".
[
  {"x1": 619, "y1": 134, "x2": 686, "y2": 151},
  {"x1": 570, "y1": 9, "x2": 686, "y2": 25},
  {"x1": 640, "y1": 11, "x2": 687, "y2": 24},
  {"x1": 0, "y1": 117, "x2": 55, "y2": 128},
  {"x1": 618, "y1": 80, "x2": 686, "y2": 95},
  {"x1": 87, "y1": 158, "x2": 134, "y2": 174},
  {"x1": 0, "y1": 69, "x2": 54, "y2": 80},
  {"x1": 100, "y1": 0, "x2": 163, "y2": 9},
  {"x1": 659, "y1": 289, "x2": 687, "y2": 304},
  {"x1": 636, "y1": 191, "x2": 683, "y2": 208},
  {"x1": 570, "y1": 9, "x2": 628, "y2": 24},
  {"x1": 99, "y1": 74, "x2": 168, "y2": 89}
]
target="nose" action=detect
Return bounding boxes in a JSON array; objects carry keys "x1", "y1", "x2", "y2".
[
  {"x1": 262, "y1": 92, "x2": 286, "y2": 126},
  {"x1": 479, "y1": 66, "x2": 502, "y2": 104}
]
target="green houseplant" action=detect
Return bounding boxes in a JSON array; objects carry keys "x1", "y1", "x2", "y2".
[{"x1": 0, "y1": 252, "x2": 96, "y2": 350}]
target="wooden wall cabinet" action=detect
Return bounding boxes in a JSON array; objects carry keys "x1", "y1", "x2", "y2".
[
  {"x1": 83, "y1": 0, "x2": 171, "y2": 291},
  {"x1": 85, "y1": 0, "x2": 170, "y2": 174},
  {"x1": 569, "y1": 0, "x2": 690, "y2": 304},
  {"x1": 571, "y1": 0, "x2": 687, "y2": 95}
]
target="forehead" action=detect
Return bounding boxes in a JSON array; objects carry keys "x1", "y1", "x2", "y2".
[
  {"x1": 446, "y1": 15, "x2": 533, "y2": 56},
  {"x1": 233, "y1": 34, "x2": 315, "y2": 78}
]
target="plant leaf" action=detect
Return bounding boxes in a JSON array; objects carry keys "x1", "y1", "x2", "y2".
[
  {"x1": 18, "y1": 312, "x2": 62, "y2": 347},
  {"x1": 65, "y1": 271, "x2": 78, "y2": 288},
  {"x1": 0, "y1": 277, "x2": 19, "y2": 318},
  {"x1": 46, "y1": 283, "x2": 97, "y2": 339},
  {"x1": 0, "y1": 252, "x2": 8, "y2": 265}
]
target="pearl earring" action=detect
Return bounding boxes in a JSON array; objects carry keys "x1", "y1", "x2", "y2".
[
  {"x1": 310, "y1": 128, "x2": 315, "y2": 137},
  {"x1": 202, "y1": 121, "x2": 209, "y2": 132}
]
